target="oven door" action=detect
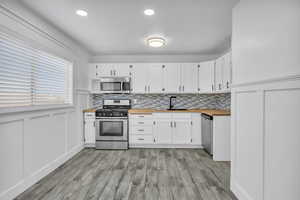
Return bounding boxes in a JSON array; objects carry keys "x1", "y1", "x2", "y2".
[{"x1": 95, "y1": 118, "x2": 128, "y2": 141}]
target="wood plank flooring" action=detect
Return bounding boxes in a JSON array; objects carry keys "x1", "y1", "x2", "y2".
[{"x1": 15, "y1": 149, "x2": 236, "y2": 200}]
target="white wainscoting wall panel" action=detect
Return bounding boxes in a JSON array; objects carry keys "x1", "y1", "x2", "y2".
[
  {"x1": 231, "y1": 77, "x2": 300, "y2": 200},
  {"x1": 0, "y1": 109, "x2": 85, "y2": 200}
]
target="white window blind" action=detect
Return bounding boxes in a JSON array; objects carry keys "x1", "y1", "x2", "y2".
[{"x1": 0, "y1": 31, "x2": 73, "y2": 109}]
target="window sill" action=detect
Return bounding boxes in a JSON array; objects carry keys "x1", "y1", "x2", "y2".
[{"x1": 0, "y1": 104, "x2": 75, "y2": 115}]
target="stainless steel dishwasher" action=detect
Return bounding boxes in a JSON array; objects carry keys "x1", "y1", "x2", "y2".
[{"x1": 201, "y1": 113, "x2": 213, "y2": 155}]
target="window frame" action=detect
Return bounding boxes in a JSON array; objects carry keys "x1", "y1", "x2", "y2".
[{"x1": 0, "y1": 28, "x2": 75, "y2": 114}]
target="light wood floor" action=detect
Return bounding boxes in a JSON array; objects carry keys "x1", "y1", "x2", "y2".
[{"x1": 15, "y1": 149, "x2": 236, "y2": 200}]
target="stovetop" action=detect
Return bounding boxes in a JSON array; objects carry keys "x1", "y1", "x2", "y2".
[{"x1": 96, "y1": 108, "x2": 129, "y2": 118}]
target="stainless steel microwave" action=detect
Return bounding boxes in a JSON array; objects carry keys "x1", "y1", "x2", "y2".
[{"x1": 98, "y1": 77, "x2": 131, "y2": 94}]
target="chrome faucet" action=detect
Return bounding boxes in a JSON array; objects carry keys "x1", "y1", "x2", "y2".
[{"x1": 169, "y1": 96, "x2": 176, "y2": 110}]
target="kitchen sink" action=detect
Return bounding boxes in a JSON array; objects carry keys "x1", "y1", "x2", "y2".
[{"x1": 167, "y1": 109, "x2": 188, "y2": 111}]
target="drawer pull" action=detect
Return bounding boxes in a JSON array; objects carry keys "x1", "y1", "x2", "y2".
[
  {"x1": 138, "y1": 116, "x2": 145, "y2": 118},
  {"x1": 138, "y1": 138, "x2": 145, "y2": 141},
  {"x1": 138, "y1": 129, "x2": 144, "y2": 132},
  {"x1": 138, "y1": 122, "x2": 145, "y2": 124}
]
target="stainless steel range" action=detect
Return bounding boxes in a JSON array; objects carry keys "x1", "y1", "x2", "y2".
[{"x1": 95, "y1": 99, "x2": 131, "y2": 150}]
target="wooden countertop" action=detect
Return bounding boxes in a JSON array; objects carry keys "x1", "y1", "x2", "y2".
[
  {"x1": 128, "y1": 109, "x2": 230, "y2": 116},
  {"x1": 83, "y1": 108, "x2": 97, "y2": 113},
  {"x1": 83, "y1": 108, "x2": 230, "y2": 116}
]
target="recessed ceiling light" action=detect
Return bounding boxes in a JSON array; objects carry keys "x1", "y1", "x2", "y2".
[
  {"x1": 144, "y1": 9, "x2": 155, "y2": 16},
  {"x1": 147, "y1": 37, "x2": 166, "y2": 48},
  {"x1": 76, "y1": 10, "x2": 88, "y2": 17}
]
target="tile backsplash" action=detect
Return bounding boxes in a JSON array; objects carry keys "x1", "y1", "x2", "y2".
[{"x1": 91, "y1": 93, "x2": 231, "y2": 110}]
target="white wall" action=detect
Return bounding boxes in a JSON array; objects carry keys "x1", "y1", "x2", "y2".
[
  {"x1": 232, "y1": 0, "x2": 300, "y2": 85},
  {"x1": 231, "y1": 1, "x2": 300, "y2": 200},
  {"x1": 0, "y1": 1, "x2": 90, "y2": 199}
]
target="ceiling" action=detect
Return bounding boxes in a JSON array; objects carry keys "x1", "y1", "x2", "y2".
[{"x1": 19, "y1": 0, "x2": 239, "y2": 56}]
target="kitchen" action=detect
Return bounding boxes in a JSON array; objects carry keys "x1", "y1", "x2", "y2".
[{"x1": 0, "y1": 1, "x2": 299, "y2": 200}]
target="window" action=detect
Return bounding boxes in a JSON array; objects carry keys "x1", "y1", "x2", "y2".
[{"x1": 0, "y1": 31, "x2": 73, "y2": 109}]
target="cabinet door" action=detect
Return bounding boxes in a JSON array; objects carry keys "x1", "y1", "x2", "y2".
[
  {"x1": 84, "y1": 121, "x2": 95, "y2": 144},
  {"x1": 114, "y1": 64, "x2": 131, "y2": 77},
  {"x1": 173, "y1": 119, "x2": 192, "y2": 144},
  {"x1": 148, "y1": 64, "x2": 164, "y2": 93},
  {"x1": 223, "y1": 52, "x2": 232, "y2": 90},
  {"x1": 131, "y1": 64, "x2": 149, "y2": 93},
  {"x1": 198, "y1": 61, "x2": 215, "y2": 93},
  {"x1": 99, "y1": 64, "x2": 114, "y2": 76},
  {"x1": 89, "y1": 64, "x2": 99, "y2": 79},
  {"x1": 153, "y1": 120, "x2": 172, "y2": 144},
  {"x1": 215, "y1": 57, "x2": 224, "y2": 91},
  {"x1": 163, "y1": 63, "x2": 181, "y2": 93},
  {"x1": 181, "y1": 63, "x2": 198, "y2": 93},
  {"x1": 191, "y1": 113, "x2": 202, "y2": 145}
]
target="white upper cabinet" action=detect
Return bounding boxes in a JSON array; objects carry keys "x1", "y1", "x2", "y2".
[
  {"x1": 131, "y1": 63, "x2": 149, "y2": 93},
  {"x1": 198, "y1": 61, "x2": 215, "y2": 93},
  {"x1": 98, "y1": 64, "x2": 115, "y2": 77},
  {"x1": 215, "y1": 57, "x2": 224, "y2": 91},
  {"x1": 148, "y1": 64, "x2": 164, "y2": 93},
  {"x1": 89, "y1": 64, "x2": 99, "y2": 79},
  {"x1": 114, "y1": 64, "x2": 132, "y2": 77},
  {"x1": 223, "y1": 52, "x2": 232, "y2": 90},
  {"x1": 164, "y1": 63, "x2": 181, "y2": 93},
  {"x1": 180, "y1": 63, "x2": 198, "y2": 93},
  {"x1": 89, "y1": 55, "x2": 231, "y2": 94}
]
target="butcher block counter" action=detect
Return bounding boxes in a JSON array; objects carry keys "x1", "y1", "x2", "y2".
[{"x1": 128, "y1": 109, "x2": 230, "y2": 116}]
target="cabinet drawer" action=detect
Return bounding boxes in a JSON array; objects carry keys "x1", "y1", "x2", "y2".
[
  {"x1": 129, "y1": 135, "x2": 154, "y2": 144},
  {"x1": 84, "y1": 112, "x2": 95, "y2": 119},
  {"x1": 131, "y1": 120, "x2": 153, "y2": 126},
  {"x1": 130, "y1": 114, "x2": 153, "y2": 120},
  {"x1": 172, "y1": 113, "x2": 192, "y2": 119},
  {"x1": 130, "y1": 126, "x2": 152, "y2": 135}
]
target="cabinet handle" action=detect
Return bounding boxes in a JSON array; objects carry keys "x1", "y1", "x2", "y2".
[
  {"x1": 174, "y1": 121, "x2": 176, "y2": 128},
  {"x1": 138, "y1": 138, "x2": 145, "y2": 141},
  {"x1": 154, "y1": 138, "x2": 156, "y2": 143},
  {"x1": 110, "y1": 70, "x2": 112, "y2": 76},
  {"x1": 226, "y1": 81, "x2": 229, "y2": 89},
  {"x1": 145, "y1": 86, "x2": 147, "y2": 92},
  {"x1": 219, "y1": 84, "x2": 221, "y2": 90},
  {"x1": 191, "y1": 138, "x2": 193, "y2": 143},
  {"x1": 179, "y1": 86, "x2": 181, "y2": 92},
  {"x1": 138, "y1": 122, "x2": 144, "y2": 124},
  {"x1": 138, "y1": 129, "x2": 144, "y2": 132},
  {"x1": 212, "y1": 84, "x2": 214, "y2": 91},
  {"x1": 182, "y1": 86, "x2": 185, "y2": 92},
  {"x1": 148, "y1": 86, "x2": 150, "y2": 92},
  {"x1": 170, "y1": 121, "x2": 173, "y2": 127},
  {"x1": 138, "y1": 115, "x2": 144, "y2": 118}
]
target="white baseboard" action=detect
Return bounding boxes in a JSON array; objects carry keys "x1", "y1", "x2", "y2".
[
  {"x1": 231, "y1": 180, "x2": 255, "y2": 200},
  {"x1": 0, "y1": 144, "x2": 84, "y2": 200},
  {"x1": 129, "y1": 144, "x2": 203, "y2": 149}
]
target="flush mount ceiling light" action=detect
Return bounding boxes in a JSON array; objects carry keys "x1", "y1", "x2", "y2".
[
  {"x1": 147, "y1": 37, "x2": 166, "y2": 48},
  {"x1": 76, "y1": 10, "x2": 88, "y2": 17},
  {"x1": 144, "y1": 9, "x2": 155, "y2": 16}
]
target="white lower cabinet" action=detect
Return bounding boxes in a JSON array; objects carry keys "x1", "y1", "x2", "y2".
[
  {"x1": 191, "y1": 113, "x2": 202, "y2": 145},
  {"x1": 153, "y1": 119, "x2": 173, "y2": 144},
  {"x1": 129, "y1": 114, "x2": 154, "y2": 147},
  {"x1": 84, "y1": 112, "x2": 95, "y2": 147},
  {"x1": 172, "y1": 119, "x2": 192, "y2": 144},
  {"x1": 129, "y1": 112, "x2": 202, "y2": 148}
]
